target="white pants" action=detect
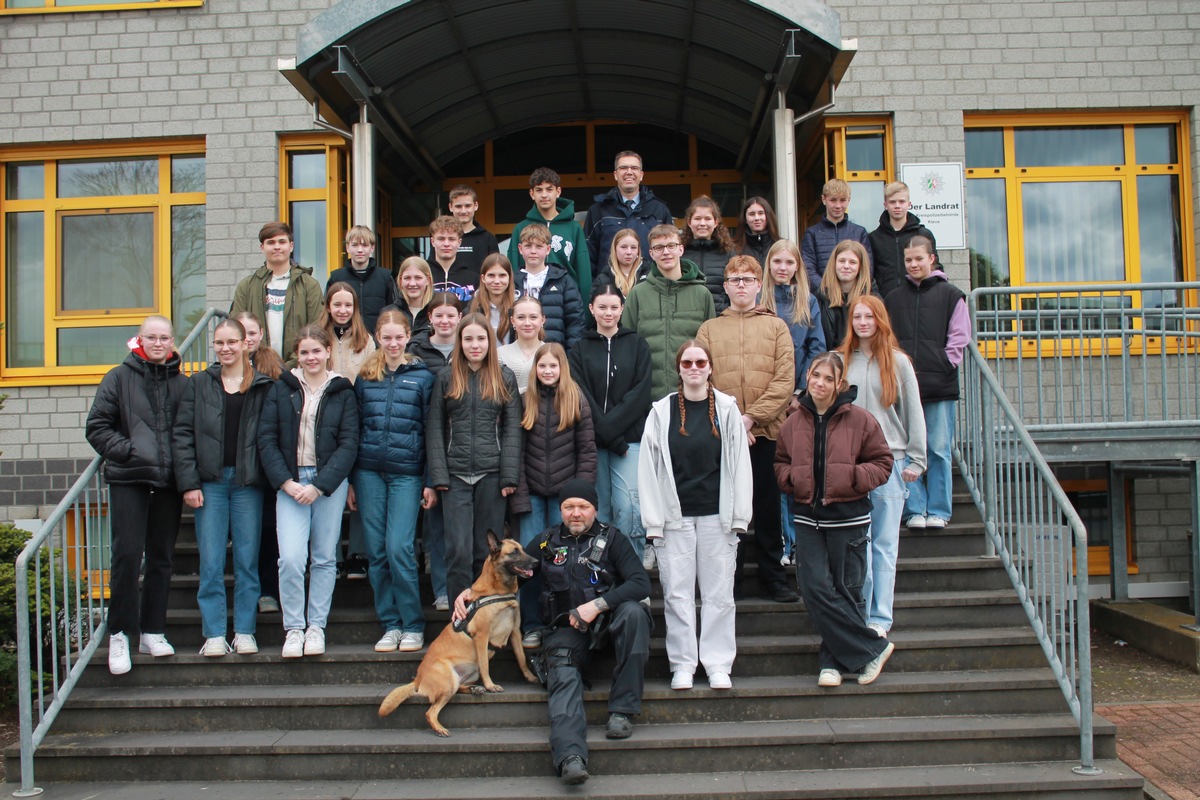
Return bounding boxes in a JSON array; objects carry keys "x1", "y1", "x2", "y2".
[{"x1": 656, "y1": 514, "x2": 737, "y2": 676}]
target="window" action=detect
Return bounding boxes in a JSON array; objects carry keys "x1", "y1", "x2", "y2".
[
  {"x1": 1, "y1": 0, "x2": 199, "y2": 14},
  {"x1": 278, "y1": 135, "x2": 349, "y2": 289},
  {"x1": 802, "y1": 116, "x2": 894, "y2": 228},
  {"x1": 1, "y1": 141, "x2": 205, "y2": 385}
]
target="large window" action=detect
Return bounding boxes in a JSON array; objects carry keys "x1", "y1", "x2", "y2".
[
  {"x1": 800, "y1": 116, "x2": 894, "y2": 229},
  {"x1": 1, "y1": 0, "x2": 199, "y2": 14},
  {"x1": 0, "y1": 141, "x2": 205, "y2": 385},
  {"x1": 278, "y1": 135, "x2": 349, "y2": 288}
]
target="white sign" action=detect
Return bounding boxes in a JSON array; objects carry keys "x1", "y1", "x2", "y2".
[{"x1": 898, "y1": 162, "x2": 966, "y2": 250}]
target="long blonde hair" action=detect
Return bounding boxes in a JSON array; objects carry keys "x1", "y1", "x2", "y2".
[
  {"x1": 446, "y1": 313, "x2": 512, "y2": 404},
  {"x1": 521, "y1": 343, "x2": 583, "y2": 431},
  {"x1": 606, "y1": 228, "x2": 642, "y2": 296},
  {"x1": 359, "y1": 310, "x2": 414, "y2": 382},
  {"x1": 819, "y1": 240, "x2": 873, "y2": 308},
  {"x1": 760, "y1": 239, "x2": 813, "y2": 327},
  {"x1": 397, "y1": 256, "x2": 434, "y2": 311}
]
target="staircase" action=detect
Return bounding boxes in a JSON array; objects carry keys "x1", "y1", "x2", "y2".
[{"x1": 5, "y1": 485, "x2": 1145, "y2": 798}]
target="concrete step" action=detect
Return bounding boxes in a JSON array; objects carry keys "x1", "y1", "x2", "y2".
[
  {"x1": 52, "y1": 668, "x2": 1065, "y2": 733},
  {"x1": 18, "y1": 713, "x2": 1118, "y2": 782}
]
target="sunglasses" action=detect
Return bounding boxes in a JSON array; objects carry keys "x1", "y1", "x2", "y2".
[{"x1": 680, "y1": 358, "x2": 709, "y2": 369}]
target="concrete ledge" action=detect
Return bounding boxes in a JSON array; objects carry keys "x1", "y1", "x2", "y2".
[{"x1": 1092, "y1": 599, "x2": 1200, "y2": 673}]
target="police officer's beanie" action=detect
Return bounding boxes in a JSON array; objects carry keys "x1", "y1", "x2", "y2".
[{"x1": 559, "y1": 479, "x2": 599, "y2": 509}]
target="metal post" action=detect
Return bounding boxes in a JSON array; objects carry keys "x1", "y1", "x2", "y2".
[
  {"x1": 1188, "y1": 460, "x2": 1200, "y2": 631},
  {"x1": 771, "y1": 90, "x2": 798, "y2": 243},
  {"x1": 352, "y1": 104, "x2": 376, "y2": 230},
  {"x1": 1108, "y1": 462, "x2": 1129, "y2": 602}
]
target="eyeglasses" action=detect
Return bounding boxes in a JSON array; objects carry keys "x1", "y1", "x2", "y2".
[
  {"x1": 141, "y1": 335, "x2": 173, "y2": 344},
  {"x1": 650, "y1": 243, "x2": 681, "y2": 254},
  {"x1": 615, "y1": 165, "x2": 642, "y2": 172},
  {"x1": 725, "y1": 276, "x2": 759, "y2": 286},
  {"x1": 680, "y1": 359, "x2": 709, "y2": 369}
]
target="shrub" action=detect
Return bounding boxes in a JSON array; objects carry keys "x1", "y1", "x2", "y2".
[{"x1": 0, "y1": 523, "x2": 64, "y2": 708}]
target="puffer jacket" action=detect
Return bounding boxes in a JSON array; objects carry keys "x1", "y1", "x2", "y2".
[
  {"x1": 800, "y1": 217, "x2": 872, "y2": 293},
  {"x1": 405, "y1": 331, "x2": 452, "y2": 376},
  {"x1": 774, "y1": 387, "x2": 893, "y2": 510},
  {"x1": 770, "y1": 285, "x2": 827, "y2": 391},
  {"x1": 257, "y1": 370, "x2": 360, "y2": 496},
  {"x1": 868, "y1": 211, "x2": 936, "y2": 299},
  {"x1": 739, "y1": 231, "x2": 777, "y2": 267},
  {"x1": 510, "y1": 383, "x2": 598, "y2": 513},
  {"x1": 229, "y1": 263, "x2": 323, "y2": 362},
  {"x1": 513, "y1": 264, "x2": 584, "y2": 350},
  {"x1": 173, "y1": 364, "x2": 274, "y2": 490},
  {"x1": 621, "y1": 259, "x2": 716, "y2": 400},
  {"x1": 568, "y1": 326, "x2": 653, "y2": 454},
  {"x1": 354, "y1": 359, "x2": 436, "y2": 476},
  {"x1": 695, "y1": 306, "x2": 796, "y2": 440},
  {"x1": 86, "y1": 350, "x2": 188, "y2": 488},
  {"x1": 326, "y1": 257, "x2": 399, "y2": 333},
  {"x1": 426, "y1": 366, "x2": 522, "y2": 489},
  {"x1": 508, "y1": 198, "x2": 592, "y2": 302},
  {"x1": 683, "y1": 238, "x2": 735, "y2": 313}
]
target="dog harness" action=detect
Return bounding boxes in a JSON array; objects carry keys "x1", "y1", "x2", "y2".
[{"x1": 452, "y1": 593, "x2": 517, "y2": 633}]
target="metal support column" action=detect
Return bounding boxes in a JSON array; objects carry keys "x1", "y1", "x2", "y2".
[
  {"x1": 771, "y1": 90, "x2": 798, "y2": 244},
  {"x1": 1189, "y1": 460, "x2": 1200, "y2": 630},
  {"x1": 352, "y1": 104, "x2": 376, "y2": 230},
  {"x1": 1107, "y1": 462, "x2": 1129, "y2": 601}
]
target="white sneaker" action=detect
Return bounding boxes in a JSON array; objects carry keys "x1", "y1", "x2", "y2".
[
  {"x1": 670, "y1": 671, "x2": 693, "y2": 690},
  {"x1": 108, "y1": 632, "x2": 131, "y2": 675},
  {"x1": 708, "y1": 672, "x2": 732, "y2": 690},
  {"x1": 199, "y1": 637, "x2": 229, "y2": 657},
  {"x1": 303, "y1": 625, "x2": 325, "y2": 656},
  {"x1": 232, "y1": 633, "x2": 258, "y2": 654},
  {"x1": 818, "y1": 669, "x2": 842, "y2": 687},
  {"x1": 642, "y1": 545, "x2": 657, "y2": 570},
  {"x1": 905, "y1": 515, "x2": 927, "y2": 529},
  {"x1": 925, "y1": 516, "x2": 948, "y2": 529},
  {"x1": 433, "y1": 596, "x2": 449, "y2": 611},
  {"x1": 398, "y1": 632, "x2": 424, "y2": 652},
  {"x1": 139, "y1": 633, "x2": 175, "y2": 657},
  {"x1": 281, "y1": 629, "x2": 304, "y2": 658},
  {"x1": 868, "y1": 623, "x2": 888, "y2": 639},
  {"x1": 375, "y1": 629, "x2": 403, "y2": 652},
  {"x1": 780, "y1": 554, "x2": 792, "y2": 567},
  {"x1": 858, "y1": 641, "x2": 896, "y2": 685}
]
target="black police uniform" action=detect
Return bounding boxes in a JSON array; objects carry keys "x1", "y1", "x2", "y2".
[{"x1": 533, "y1": 519, "x2": 651, "y2": 774}]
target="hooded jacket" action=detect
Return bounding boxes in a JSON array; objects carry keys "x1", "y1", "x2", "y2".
[
  {"x1": 326, "y1": 257, "x2": 399, "y2": 333},
  {"x1": 513, "y1": 264, "x2": 585, "y2": 350},
  {"x1": 800, "y1": 217, "x2": 873, "y2": 293},
  {"x1": 257, "y1": 370, "x2": 359, "y2": 496},
  {"x1": 683, "y1": 237, "x2": 736, "y2": 313},
  {"x1": 621, "y1": 259, "x2": 716, "y2": 400},
  {"x1": 508, "y1": 198, "x2": 592, "y2": 302},
  {"x1": 510, "y1": 383, "x2": 598, "y2": 513},
  {"x1": 568, "y1": 326, "x2": 653, "y2": 454},
  {"x1": 695, "y1": 305, "x2": 795, "y2": 440},
  {"x1": 173, "y1": 364, "x2": 275, "y2": 490},
  {"x1": 458, "y1": 225, "x2": 500, "y2": 275},
  {"x1": 426, "y1": 366, "x2": 523, "y2": 489},
  {"x1": 229, "y1": 263, "x2": 324, "y2": 362},
  {"x1": 86, "y1": 350, "x2": 188, "y2": 488},
  {"x1": 869, "y1": 211, "x2": 937, "y2": 298},
  {"x1": 584, "y1": 186, "x2": 673, "y2": 267},
  {"x1": 354, "y1": 359, "x2": 436, "y2": 477}
]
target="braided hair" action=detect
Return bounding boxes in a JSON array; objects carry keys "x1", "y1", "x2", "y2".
[{"x1": 674, "y1": 339, "x2": 719, "y2": 438}]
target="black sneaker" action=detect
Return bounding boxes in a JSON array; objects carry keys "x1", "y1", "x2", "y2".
[
  {"x1": 606, "y1": 712, "x2": 633, "y2": 739},
  {"x1": 771, "y1": 585, "x2": 800, "y2": 603},
  {"x1": 345, "y1": 554, "x2": 368, "y2": 580},
  {"x1": 560, "y1": 755, "x2": 589, "y2": 785}
]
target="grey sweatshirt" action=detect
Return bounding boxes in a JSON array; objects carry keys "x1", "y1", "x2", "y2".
[{"x1": 844, "y1": 348, "x2": 928, "y2": 474}]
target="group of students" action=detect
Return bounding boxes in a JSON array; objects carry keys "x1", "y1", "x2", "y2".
[{"x1": 86, "y1": 176, "x2": 965, "y2": 694}]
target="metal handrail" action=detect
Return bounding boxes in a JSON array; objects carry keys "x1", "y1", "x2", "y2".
[{"x1": 12, "y1": 309, "x2": 227, "y2": 796}]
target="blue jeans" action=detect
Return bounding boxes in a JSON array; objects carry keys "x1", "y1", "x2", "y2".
[
  {"x1": 862, "y1": 459, "x2": 907, "y2": 632},
  {"x1": 596, "y1": 445, "x2": 645, "y2": 559},
  {"x1": 276, "y1": 467, "x2": 349, "y2": 631},
  {"x1": 780, "y1": 496, "x2": 796, "y2": 559},
  {"x1": 518, "y1": 495, "x2": 561, "y2": 633},
  {"x1": 905, "y1": 399, "x2": 955, "y2": 522},
  {"x1": 353, "y1": 469, "x2": 425, "y2": 634},
  {"x1": 194, "y1": 467, "x2": 262, "y2": 638},
  {"x1": 423, "y1": 504, "x2": 447, "y2": 600}
]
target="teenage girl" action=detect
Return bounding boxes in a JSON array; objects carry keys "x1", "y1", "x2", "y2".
[
  {"x1": 468, "y1": 253, "x2": 517, "y2": 344},
  {"x1": 395, "y1": 256, "x2": 434, "y2": 337},
  {"x1": 817, "y1": 240, "x2": 877, "y2": 351},
  {"x1": 497, "y1": 295, "x2": 546, "y2": 394},
  {"x1": 352, "y1": 309, "x2": 438, "y2": 653},
  {"x1": 511, "y1": 342, "x2": 597, "y2": 646},
  {"x1": 600, "y1": 228, "x2": 646, "y2": 296},
  {"x1": 681, "y1": 195, "x2": 736, "y2": 312},
  {"x1": 258, "y1": 325, "x2": 359, "y2": 658},
  {"x1": 321, "y1": 281, "x2": 376, "y2": 385},
  {"x1": 732, "y1": 196, "x2": 780, "y2": 267},
  {"x1": 426, "y1": 313, "x2": 523, "y2": 603}
]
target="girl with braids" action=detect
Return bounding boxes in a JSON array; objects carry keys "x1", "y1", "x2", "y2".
[
  {"x1": 639, "y1": 340, "x2": 752, "y2": 691},
  {"x1": 510, "y1": 342, "x2": 597, "y2": 647},
  {"x1": 174, "y1": 317, "x2": 275, "y2": 657},
  {"x1": 681, "y1": 195, "x2": 736, "y2": 312},
  {"x1": 320, "y1": 281, "x2": 376, "y2": 385},
  {"x1": 817, "y1": 240, "x2": 877, "y2": 352},
  {"x1": 426, "y1": 313, "x2": 523, "y2": 603},
  {"x1": 732, "y1": 196, "x2": 780, "y2": 267},
  {"x1": 468, "y1": 253, "x2": 517, "y2": 344},
  {"x1": 774, "y1": 352, "x2": 894, "y2": 688},
  {"x1": 840, "y1": 296, "x2": 925, "y2": 639}
]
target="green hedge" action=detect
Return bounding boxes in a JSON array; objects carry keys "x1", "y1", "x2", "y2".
[{"x1": 0, "y1": 523, "x2": 63, "y2": 708}]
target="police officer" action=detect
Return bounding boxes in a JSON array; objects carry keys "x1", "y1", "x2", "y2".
[{"x1": 534, "y1": 478, "x2": 651, "y2": 785}]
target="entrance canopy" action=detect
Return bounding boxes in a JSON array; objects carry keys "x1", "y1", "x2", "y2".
[{"x1": 283, "y1": 0, "x2": 852, "y2": 189}]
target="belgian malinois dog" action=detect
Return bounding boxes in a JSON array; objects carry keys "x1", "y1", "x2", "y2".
[{"x1": 378, "y1": 531, "x2": 540, "y2": 736}]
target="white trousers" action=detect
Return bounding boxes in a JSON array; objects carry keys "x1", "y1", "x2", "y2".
[{"x1": 656, "y1": 514, "x2": 738, "y2": 676}]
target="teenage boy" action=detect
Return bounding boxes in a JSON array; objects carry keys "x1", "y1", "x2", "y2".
[
  {"x1": 883, "y1": 235, "x2": 969, "y2": 530},
  {"x1": 428, "y1": 215, "x2": 478, "y2": 303},
  {"x1": 800, "y1": 179, "x2": 873, "y2": 292},
  {"x1": 326, "y1": 226, "x2": 398, "y2": 333},
  {"x1": 622, "y1": 224, "x2": 715, "y2": 400},
  {"x1": 509, "y1": 167, "x2": 592, "y2": 303},
  {"x1": 584, "y1": 150, "x2": 673, "y2": 268},
  {"x1": 696, "y1": 256, "x2": 798, "y2": 603},
  {"x1": 230, "y1": 222, "x2": 323, "y2": 363},
  {"x1": 869, "y1": 182, "x2": 937, "y2": 298},
  {"x1": 513, "y1": 223, "x2": 585, "y2": 350},
  {"x1": 449, "y1": 186, "x2": 499, "y2": 275}
]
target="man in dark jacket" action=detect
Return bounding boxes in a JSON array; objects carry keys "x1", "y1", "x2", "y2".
[
  {"x1": 326, "y1": 226, "x2": 398, "y2": 333},
  {"x1": 584, "y1": 150, "x2": 673, "y2": 268},
  {"x1": 869, "y1": 182, "x2": 937, "y2": 298},
  {"x1": 85, "y1": 315, "x2": 189, "y2": 676}
]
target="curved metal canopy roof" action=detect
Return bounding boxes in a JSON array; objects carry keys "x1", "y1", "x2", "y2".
[{"x1": 283, "y1": 0, "x2": 850, "y2": 188}]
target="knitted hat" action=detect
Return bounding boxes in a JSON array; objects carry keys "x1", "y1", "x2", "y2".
[{"x1": 558, "y1": 479, "x2": 598, "y2": 510}]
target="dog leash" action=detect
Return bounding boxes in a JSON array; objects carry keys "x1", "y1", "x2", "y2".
[{"x1": 452, "y1": 593, "x2": 517, "y2": 633}]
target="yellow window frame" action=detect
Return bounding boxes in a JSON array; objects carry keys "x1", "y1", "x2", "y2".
[
  {"x1": 0, "y1": 139, "x2": 205, "y2": 387},
  {"x1": 0, "y1": 0, "x2": 200, "y2": 15},
  {"x1": 278, "y1": 134, "x2": 349, "y2": 284}
]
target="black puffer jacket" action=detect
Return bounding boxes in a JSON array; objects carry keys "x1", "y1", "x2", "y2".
[
  {"x1": 510, "y1": 384, "x2": 598, "y2": 513},
  {"x1": 86, "y1": 351, "x2": 188, "y2": 488},
  {"x1": 568, "y1": 326, "x2": 653, "y2": 454},
  {"x1": 683, "y1": 238, "x2": 735, "y2": 313},
  {"x1": 513, "y1": 265, "x2": 584, "y2": 350},
  {"x1": 173, "y1": 365, "x2": 274, "y2": 490},
  {"x1": 868, "y1": 212, "x2": 936, "y2": 298},
  {"x1": 426, "y1": 366, "x2": 522, "y2": 489},
  {"x1": 257, "y1": 370, "x2": 360, "y2": 496},
  {"x1": 406, "y1": 331, "x2": 453, "y2": 376},
  {"x1": 739, "y1": 231, "x2": 777, "y2": 268}
]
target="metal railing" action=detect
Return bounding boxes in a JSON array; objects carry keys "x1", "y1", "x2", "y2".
[{"x1": 13, "y1": 309, "x2": 226, "y2": 796}]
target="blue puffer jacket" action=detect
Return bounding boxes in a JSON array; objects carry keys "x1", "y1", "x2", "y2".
[
  {"x1": 771, "y1": 285, "x2": 826, "y2": 391},
  {"x1": 354, "y1": 359, "x2": 436, "y2": 477},
  {"x1": 800, "y1": 217, "x2": 873, "y2": 292}
]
